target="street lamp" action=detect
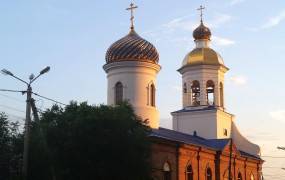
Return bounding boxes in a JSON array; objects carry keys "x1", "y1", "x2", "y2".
[
  {"x1": 1, "y1": 66, "x2": 50, "y2": 180},
  {"x1": 277, "y1": 146, "x2": 285, "y2": 151}
]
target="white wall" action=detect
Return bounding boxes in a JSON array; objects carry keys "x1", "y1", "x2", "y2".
[
  {"x1": 172, "y1": 108, "x2": 233, "y2": 139},
  {"x1": 103, "y1": 61, "x2": 161, "y2": 128}
]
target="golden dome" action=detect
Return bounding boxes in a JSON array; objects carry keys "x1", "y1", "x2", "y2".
[
  {"x1": 193, "y1": 22, "x2": 211, "y2": 40},
  {"x1": 105, "y1": 30, "x2": 159, "y2": 64},
  {"x1": 182, "y1": 48, "x2": 224, "y2": 67}
]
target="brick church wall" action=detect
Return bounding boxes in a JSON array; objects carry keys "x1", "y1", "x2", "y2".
[{"x1": 150, "y1": 138, "x2": 263, "y2": 180}]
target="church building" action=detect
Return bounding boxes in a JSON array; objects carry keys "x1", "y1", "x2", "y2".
[{"x1": 103, "y1": 4, "x2": 263, "y2": 180}]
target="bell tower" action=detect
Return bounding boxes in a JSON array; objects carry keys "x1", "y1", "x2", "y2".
[
  {"x1": 173, "y1": 5, "x2": 260, "y2": 156},
  {"x1": 181, "y1": 6, "x2": 228, "y2": 109},
  {"x1": 172, "y1": 6, "x2": 232, "y2": 139}
]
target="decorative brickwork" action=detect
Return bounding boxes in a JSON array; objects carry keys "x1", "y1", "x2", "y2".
[{"x1": 150, "y1": 136, "x2": 263, "y2": 180}]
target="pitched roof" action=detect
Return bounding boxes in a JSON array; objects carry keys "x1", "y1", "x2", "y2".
[
  {"x1": 150, "y1": 127, "x2": 261, "y2": 160},
  {"x1": 171, "y1": 106, "x2": 217, "y2": 114},
  {"x1": 150, "y1": 127, "x2": 230, "y2": 151},
  {"x1": 239, "y1": 151, "x2": 261, "y2": 160}
]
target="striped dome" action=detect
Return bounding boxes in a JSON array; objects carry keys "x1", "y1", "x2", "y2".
[{"x1": 105, "y1": 30, "x2": 159, "y2": 64}]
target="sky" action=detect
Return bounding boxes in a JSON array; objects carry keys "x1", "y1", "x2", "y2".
[{"x1": 1, "y1": 0, "x2": 285, "y2": 178}]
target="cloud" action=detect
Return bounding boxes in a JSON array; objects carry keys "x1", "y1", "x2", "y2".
[
  {"x1": 261, "y1": 10, "x2": 285, "y2": 29},
  {"x1": 162, "y1": 16, "x2": 197, "y2": 32},
  {"x1": 144, "y1": 13, "x2": 235, "y2": 49},
  {"x1": 269, "y1": 110, "x2": 285, "y2": 123},
  {"x1": 230, "y1": 0, "x2": 246, "y2": 6},
  {"x1": 248, "y1": 10, "x2": 285, "y2": 31},
  {"x1": 212, "y1": 36, "x2": 235, "y2": 46},
  {"x1": 162, "y1": 13, "x2": 232, "y2": 32},
  {"x1": 208, "y1": 14, "x2": 232, "y2": 28},
  {"x1": 229, "y1": 75, "x2": 247, "y2": 86}
]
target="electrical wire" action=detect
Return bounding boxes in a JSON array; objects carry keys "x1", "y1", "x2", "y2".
[
  {"x1": 0, "y1": 88, "x2": 66, "y2": 106},
  {"x1": 0, "y1": 93, "x2": 25, "y2": 103},
  {"x1": 5, "y1": 113, "x2": 25, "y2": 120},
  {"x1": 0, "y1": 89, "x2": 25, "y2": 93},
  {"x1": 262, "y1": 156, "x2": 285, "y2": 158},
  {"x1": 263, "y1": 167, "x2": 285, "y2": 169},
  {"x1": 0, "y1": 104, "x2": 25, "y2": 113},
  {"x1": 32, "y1": 92, "x2": 67, "y2": 106}
]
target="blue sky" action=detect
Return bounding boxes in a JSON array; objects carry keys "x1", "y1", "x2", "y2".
[{"x1": 1, "y1": 0, "x2": 285, "y2": 178}]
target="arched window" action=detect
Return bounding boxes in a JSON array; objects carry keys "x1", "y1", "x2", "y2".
[
  {"x1": 238, "y1": 172, "x2": 243, "y2": 180},
  {"x1": 115, "y1": 82, "x2": 123, "y2": 105},
  {"x1": 150, "y1": 84, "x2": 156, "y2": 107},
  {"x1": 206, "y1": 80, "x2": 215, "y2": 105},
  {"x1": 250, "y1": 173, "x2": 255, "y2": 180},
  {"x1": 219, "y1": 82, "x2": 224, "y2": 107},
  {"x1": 186, "y1": 164, "x2": 193, "y2": 180},
  {"x1": 206, "y1": 167, "x2": 212, "y2": 180},
  {"x1": 163, "y1": 162, "x2": 171, "y2": 180},
  {"x1": 223, "y1": 170, "x2": 233, "y2": 180},
  {"x1": 191, "y1": 81, "x2": 200, "y2": 106},
  {"x1": 183, "y1": 83, "x2": 187, "y2": 93}
]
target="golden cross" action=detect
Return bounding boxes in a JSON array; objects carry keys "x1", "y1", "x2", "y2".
[
  {"x1": 126, "y1": 3, "x2": 138, "y2": 30},
  {"x1": 197, "y1": 5, "x2": 205, "y2": 22}
]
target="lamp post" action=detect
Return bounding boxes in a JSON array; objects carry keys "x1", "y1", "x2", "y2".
[
  {"x1": 277, "y1": 147, "x2": 285, "y2": 151},
  {"x1": 1, "y1": 66, "x2": 50, "y2": 180}
]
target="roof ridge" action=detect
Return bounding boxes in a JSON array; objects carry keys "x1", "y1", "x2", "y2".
[{"x1": 156, "y1": 127, "x2": 206, "y2": 140}]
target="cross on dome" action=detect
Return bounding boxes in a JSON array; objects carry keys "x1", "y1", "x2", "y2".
[
  {"x1": 197, "y1": 5, "x2": 205, "y2": 23},
  {"x1": 192, "y1": 5, "x2": 211, "y2": 41},
  {"x1": 126, "y1": 3, "x2": 138, "y2": 30}
]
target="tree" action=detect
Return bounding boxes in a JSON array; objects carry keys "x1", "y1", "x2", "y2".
[
  {"x1": 29, "y1": 102, "x2": 152, "y2": 180},
  {"x1": 0, "y1": 112, "x2": 23, "y2": 180},
  {"x1": 0, "y1": 112, "x2": 10, "y2": 178}
]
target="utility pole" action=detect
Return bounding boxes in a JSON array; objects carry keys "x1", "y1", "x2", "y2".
[
  {"x1": 30, "y1": 98, "x2": 40, "y2": 122},
  {"x1": 22, "y1": 85, "x2": 32, "y2": 179},
  {"x1": 1, "y1": 66, "x2": 50, "y2": 180}
]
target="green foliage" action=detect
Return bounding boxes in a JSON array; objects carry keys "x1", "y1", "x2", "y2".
[
  {"x1": 0, "y1": 112, "x2": 23, "y2": 180},
  {"x1": 29, "y1": 102, "x2": 152, "y2": 180}
]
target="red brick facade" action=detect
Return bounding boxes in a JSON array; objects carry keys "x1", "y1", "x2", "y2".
[{"x1": 150, "y1": 137, "x2": 263, "y2": 180}]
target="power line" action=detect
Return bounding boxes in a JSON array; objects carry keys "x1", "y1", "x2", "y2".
[
  {"x1": 0, "y1": 88, "x2": 66, "y2": 106},
  {"x1": 0, "y1": 89, "x2": 25, "y2": 93},
  {"x1": 5, "y1": 113, "x2": 25, "y2": 120},
  {"x1": 34, "y1": 98, "x2": 45, "y2": 110},
  {"x1": 263, "y1": 167, "x2": 285, "y2": 169},
  {"x1": 263, "y1": 174, "x2": 285, "y2": 179},
  {"x1": 0, "y1": 93, "x2": 25, "y2": 103},
  {"x1": 0, "y1": 104, "x2": 25, "y2": 113},
  {"x1": 32, "y1": 92, "x2": 67, "y2": 106},
  {"x1": 262, "y1": 156, "x2": 285, "y2": 159},
  {"x1": 4, "y1": 113, "x2": 25, "y2": 127}
]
